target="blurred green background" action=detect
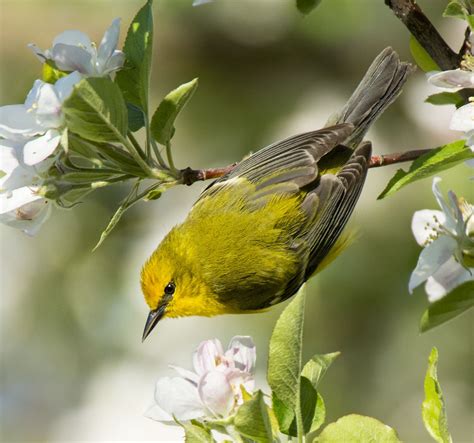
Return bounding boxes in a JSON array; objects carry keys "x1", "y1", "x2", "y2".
[{"x1": 1, "y1": 0, "x2": 473, "y2": 441}]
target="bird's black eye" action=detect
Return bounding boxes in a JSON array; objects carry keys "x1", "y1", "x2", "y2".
[{"x1": 164, "y1": 282, "x2": 175, "y2": 296}]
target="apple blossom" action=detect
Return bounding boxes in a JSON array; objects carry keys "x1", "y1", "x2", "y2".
[
  {"x1": 146, "y1": 336, "x2": 256, "y2": 422},
  {"x1": 409, "y1": 177, "x2": 473, "y2": 301},
  {"x1": 0, "y1": 71, "x2": 81, "y2": 166},
  {"x1": 29, "y1": 19, "x2": 125, "y2": 77}
]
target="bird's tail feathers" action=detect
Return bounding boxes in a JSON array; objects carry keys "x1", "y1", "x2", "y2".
[{"x1": 327, "y1": 47, "x2": 414, "y2": 147}]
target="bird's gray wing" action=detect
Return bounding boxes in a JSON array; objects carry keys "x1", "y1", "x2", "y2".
[{"x1": 197, "y1": 123, "x2": 354, "y2": 202}]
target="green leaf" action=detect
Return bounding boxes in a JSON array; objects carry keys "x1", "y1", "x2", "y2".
[
  {"x1": 296, "y1": 0, "x2": 323, "y2": 15},
  {"x1": 443, "y1": 1, "x2": 469, "y2": 19},
  {"x1": 409, "y1": 35, "x2": 440, "y2": 72},
  {"x1": 63, "y1": 77, "x2": 128, "y2": 143},
  {"x1": 268, "y1": 288, "x2": 306, "y2": 435},
  {"x1": 127, "y1": 102, "x2": 145, "y2": 132},
  {"x1": 422, "y1": 348, "x2": 452, "y2": 443},
  {"x1": 378, "y1": 140, "x2": 473, "y2": 199},
  {"x1": 143, "y1": 186, "x2": 164, "y2": 201},
  {"x1": 182, "y1": 422, "x2": 214, "y2": 443},
  {"x1": 150, "y1": 78, "x2": 198, "y2": 145},
  {"x1": 234, "y1": 390, "x2": 273, "y2": 442},
  {"x1": 115, "y1": 0, "x2": 154, "y2": 113},
  {"x1": 301, "y1": 352, "x2": 340, "y2": 388},
  {"x1": 420, "y1": 281, "x2": 474, "y2": 332},
  {"x1": 467, "y1": 14, "x2": 474, "y2": 28},
  {"x1": 425, "y1": 92, "x2": 464, "y2": 107},
  {"x1": 93, "y1": 202, "x2": 129, "y2": 251},
  {"x1": 316, "y1": 414, "x2": 401, "y2": 443}
]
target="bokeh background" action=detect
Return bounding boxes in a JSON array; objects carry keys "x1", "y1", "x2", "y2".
[{"x1": 1, "y1": 0, "x2": 473, "y2": 441}]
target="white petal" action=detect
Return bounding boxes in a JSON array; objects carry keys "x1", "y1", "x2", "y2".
[
  {"x1": 193, "y1": 339, "x2": 224, "y2": 376},
  {"x1": 32, "y1": 83, "x2": 63, "y2": 128},
  {"x1": 409, "y1": 235, "x2": 458, "y2": 293},
  {"x1": 432, "y1": 177, "x2": 458, "y2": 233},
  {"x1": 427, "y1": 69, "x2": 474, "y2": 89},
  {"x1": 0, "y1": 187, "x2": 51, "y2": 236},
  {"x1": 54, "y1": 71, "x2": 82, "y2": 102},
  {"x1": 0, "y1": 104, "x2": 43, "y2": 139},
  {"x1": 28, "y1": 43, "x2": 49, "y2": 62},
  {"x1": 52, "y1": 30, "x2": 92, "y2": 52},
  {"x1": 225, "y1": 336, "x2": 256, "y2": 373},
  {"x1": 198, "y1": 371, "x2": 235, "y2": 418},
  {"x1": 51, "y1": 43, "x2": 93, "y2": 75},
  {"x1": 143, "y1": 403, "x2": 174, "y2": 422},
  {"x1": 154, "y1": 377, "x2": 206, "y2": 421},
  {"x1": 23, "y1": 130, "x2": 61, "y2": 166},
  {"x1": 425, "y1": 257, "x2": 473, "y2": 302},
  {"x1": 103, "y1": 51, "x2": 125, "y2": 74},
  {"x1": 0, "y1": 140, "x2": 39, "y2": 193},
  {"x1": 97, "y1": 18, "x2": 121, "y2": 68},
  {"x1": 450, "y1": 103, "x2": 474, "y2": 133},
  {"x1": 0, "y1": 186, "x2": 41, "y2": 214},
  {"x1": 411, "y1": 209, "x2": 446, "y2": 246},
  {"x1": 169, "y1": 365, "x2": 199, "y2": 385}
]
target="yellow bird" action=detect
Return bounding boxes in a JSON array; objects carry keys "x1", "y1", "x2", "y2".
[{"x1": 141, "y1": 48, "x2": 412, "y2": 340}]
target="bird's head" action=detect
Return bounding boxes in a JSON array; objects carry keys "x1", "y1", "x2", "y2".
[{"x1": 140, "y1": 238, "x2": 228, "y2": 341}]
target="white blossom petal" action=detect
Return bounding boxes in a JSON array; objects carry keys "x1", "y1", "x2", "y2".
[
  {"x1": 0, "y1": 187, "x2": 51, "y2": 236},
  {"x1": 52, "y1": 30, "x2": 93, "y2": 52},
  {"x1": 225, "y1": 336, "x2": 256, "y2": 373},
  {"x1": 428, "y1": 69, "x2": 474, "y2": 89},
  {"x1": 169, "y1": 365, "x2": 200, "y2": 385},
  {"x1": 154, "y1": 377, "x2": 207, "y2": 421},
  {"x1": 409, "y1": 235, "x2": 458, "y2": 293},
  {"x1": 104, "y1": 51, "x2": 126, "y2": 74},
  {"x1": 450, "y1": 103, "x2": 474, "y2": 133},
  {"x1": 54, "y1": 71, "x2": 82, "y2": 102},
  {"x1": 28, "y1": 43, "x2": 49, "y2": 62},
  {"x1": 23, "y1": 129, "x2": 61, "y2": 166},
  {"x1": 411, "y1": 209, "x2": 446, "y2": 246},
  {"x1": 198, "y1": 371, "x2": 235, "y2": 418},
  {"x1": 0, "y1": 140, "x2": 36, "y2": 192},
  {"x1": 0, "y1": 104, "x2": 43, "y2": 139},
  {"x1": 144, "y1": 402, "x2": 174, "y2": 422},
  {"x1": 51, "y1": 43, "x2": 93, "y2": 74},
  {"x1": 425, "y1": 257, "x2": 473, "y2": 302},
  {"x1": 97, "y1": 18, "x2": 121, "y2": 69},
  {"x1": 193, "y1": 339, "x2": 224, "y2": 376},
  {"x1": 32, "y1": 83, "x2": 63, "y2": 128},
  {"x1": 432, "y1": 177, "x2": 458, "y2": 233}
]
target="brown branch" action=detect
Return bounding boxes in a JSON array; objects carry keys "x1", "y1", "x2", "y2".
[
  {"x1": 180, "y1": 149, "x2": 433, "y2": 185},
  {"x1": 385, "y1": 0, "x2": 461, "y2": 70},
  {"x1": 368, "y1": 148, "x2": 433, "y2": 167}
]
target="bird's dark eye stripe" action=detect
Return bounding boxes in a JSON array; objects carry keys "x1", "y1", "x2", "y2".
[{"x1": 164, "y1": 282, "x2": 175, "y2": 295}]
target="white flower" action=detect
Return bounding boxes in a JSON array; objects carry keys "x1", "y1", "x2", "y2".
[
  {"x1": 427, "y1": 69, "x2": 474, "y2": 90},
  {"x1": 409, "y1": 177, "x2": 473, "y2": 301},
  {"x1": 29, "y1": 19, "x2": 125, "y2": 77},
  {"x1": 449, "y1": 101, "x2": 474, "y2": 166},
  {"x1": 146, "y1": 336, "x2": 256, "y2": 422},
  {"x1": 0, "y1": 72, "x2": 81, "y2": 166},
  {"x1": 0, "y1": 186, "x2": 51, "y2": 236}
]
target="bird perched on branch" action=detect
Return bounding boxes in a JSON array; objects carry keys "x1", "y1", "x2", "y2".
[{"x1": 141, "y1": 48, "x2": 413, "y2": 340}]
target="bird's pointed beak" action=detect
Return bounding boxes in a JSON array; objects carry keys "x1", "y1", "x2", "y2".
[{"x1": 142, "y1": 305, "x2": 165, "y2": 342}]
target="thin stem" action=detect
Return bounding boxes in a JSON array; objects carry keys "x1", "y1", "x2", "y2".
[
  {"x1": 144, "y1": 118, "x2": 151, "y2": 160},
  {"x1": 368, "y1": 148, "x2": 433, "y2": 167},
  {"x1": 127, "y1": 131, "x2": 148, "y2": 162},
  {"x1": 177, "y1": 148, "x2": 435, "y2": 186},
  {"x1": 120, "y1": 135, "x2": 158, "y2": 179},
  {"x1": 151, "y1": 137, "x2": 168, "y2": 168},
  {"x1": 166, "y1": 141, "x2": 178, "y2": 174}
]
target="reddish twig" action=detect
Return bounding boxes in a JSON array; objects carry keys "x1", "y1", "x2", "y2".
[
  {"x1": 180, "y1": 149, "x2": 433, "y2": 185},
  {"x1": 368, "y1": 148, "x2": 433, "y2": 168}
]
